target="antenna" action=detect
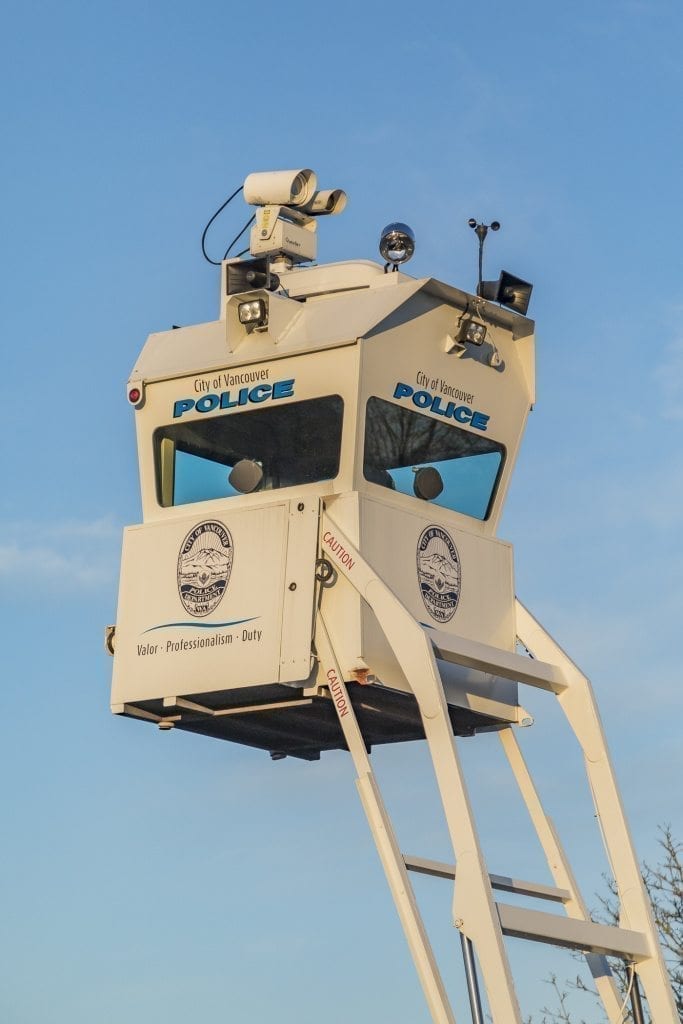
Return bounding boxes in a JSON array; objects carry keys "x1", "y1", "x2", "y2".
[{"x1": 468, "y1": 217, "x2": 500, "y2": 294}]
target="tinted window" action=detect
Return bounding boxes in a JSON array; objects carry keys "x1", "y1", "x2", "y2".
[
  {"x1": 155, "y1": 395, "x2": 343, "y2": 507},
  {"x1": 363, "y1": 397, "x2": 504, "y2": 520}
]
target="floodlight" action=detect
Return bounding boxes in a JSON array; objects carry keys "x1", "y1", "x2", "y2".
[
  {"x1": 379, "y1": 223, "x2": 415, "y2": 267},
  {"x1": 238, "y1": 298, "x2": 268, "y2": 327},
  {"x1": 458, "y1": 316, "x2": 487, "y2": 347}
]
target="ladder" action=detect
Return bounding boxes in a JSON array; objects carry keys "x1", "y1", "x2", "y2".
[{"x1": 315, "y1": 510, "x2": 678, "y2": 1024}]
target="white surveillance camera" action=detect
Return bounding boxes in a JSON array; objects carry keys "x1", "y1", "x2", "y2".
[
  {"x1": 302, "y1": 189, "x2": 348, "y2": 216},
  {"x1": 243, "y1": 169, "x2": 317, "y2": 208}
]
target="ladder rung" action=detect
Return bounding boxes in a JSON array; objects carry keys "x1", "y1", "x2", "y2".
[
  {"x1": 404, "y1": 854, "x2": 570, "y2": 904},
  {"x1": 497, "y1": 902, "x2": 650, "y2": 960}
]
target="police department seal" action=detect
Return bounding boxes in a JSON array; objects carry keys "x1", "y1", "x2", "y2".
[
  {"x1": 416, "y1": 525, "x2": 461, "y2": 623},
  {"x1": 177, "y1": 521, "x2": 233, "y2": 617}
]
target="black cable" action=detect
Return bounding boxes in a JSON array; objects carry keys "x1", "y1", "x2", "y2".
[
  {"x1": 201, "y1": 184, "x2": 244, "y2": 266},
  {"x1": 233, "y1": 246, "x2": 250, "y2": 259},
  {"x1": 223, "y1": 214, "x2": 256, "y2": 260}
]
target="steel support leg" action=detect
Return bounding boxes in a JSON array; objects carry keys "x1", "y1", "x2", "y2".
[
  {"x1": 320, "y1": 513, "x2": 523, "y2": 1024},
  {"x1": 316, "y1": 612, "x2": 457, "y2": 1024},
  {"x1": 316, "y1": 513, "x2": 677, "y2": 1023},
  {"x1": 460, "y1": 934, "x2": 485, "y2": 1024},
  {"x1": 515, "y1": 600, "x2": 678, "y2": 1024},
  {"x1": 498, "y1": 727, "x2": 624, "y2": 1023},
  {"x1": 629, "y1": 968, "x2": 646, "y2": 1024}
]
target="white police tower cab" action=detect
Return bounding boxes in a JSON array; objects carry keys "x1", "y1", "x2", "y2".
[{"x1": 107, "y1": 169, "x2": 677, "y2": 1024}]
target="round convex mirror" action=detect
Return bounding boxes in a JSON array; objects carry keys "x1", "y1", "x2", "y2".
[
  {"x1": 413, "y1": 466, "x2": 444, "y2": 501},
  {"x1": 229, "y1": 459, "x2": 264, "y2": 494}
]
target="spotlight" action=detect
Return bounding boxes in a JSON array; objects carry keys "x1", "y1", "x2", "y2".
[
  {"x1": 457, "y1": 315, "x2": 487, "y2": 347},
  {"x1": 445, "y1": 310, "x2": 495, "y2": 358},
  {"x1": 379, "y1": 223, "x2": 415, "y2": 268}
]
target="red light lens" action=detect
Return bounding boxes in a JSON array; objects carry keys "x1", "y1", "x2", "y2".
[{"x1": 128, "y1": 388, "x2": 141, "y2": 404}]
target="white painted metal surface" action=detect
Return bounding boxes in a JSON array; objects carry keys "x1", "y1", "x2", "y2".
[{"x1": 109, "y1": 202, "x2": 678, "y2": 1023}]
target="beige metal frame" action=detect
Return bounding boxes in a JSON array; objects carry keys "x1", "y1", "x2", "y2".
[{"x1": 317, "y1": 509, "x2": 678, "y2": 1024}]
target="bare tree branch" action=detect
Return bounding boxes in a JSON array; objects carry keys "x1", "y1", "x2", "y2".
[{"x1": 527, "y1": 826, "x2": 681, "y2": 1022}]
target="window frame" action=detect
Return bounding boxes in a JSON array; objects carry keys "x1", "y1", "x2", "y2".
[
  {"x1": 153, "y1": 393, "x2": 345, "y2": 509},
  {"x1": 362, "y1": 395, "x2": 506, "y2": 521}
]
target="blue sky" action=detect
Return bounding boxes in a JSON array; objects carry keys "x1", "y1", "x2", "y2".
[{"x1": 1, "y1": 1, "x2": 681, "y2": 1021}]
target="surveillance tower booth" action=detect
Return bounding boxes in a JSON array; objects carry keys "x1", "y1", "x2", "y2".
[{"x1": 107, "y1": 169, "x2": 677, "y2": 1024}]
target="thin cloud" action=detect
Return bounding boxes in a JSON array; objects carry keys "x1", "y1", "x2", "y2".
[{"x1": 0, "y1": 516, "x2": 121, "y2": 592}]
